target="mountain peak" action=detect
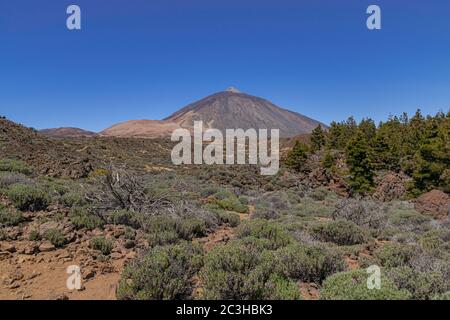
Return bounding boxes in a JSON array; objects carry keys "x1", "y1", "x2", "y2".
[{"x1": 225, "y1": 86, "x2": 241, "y2": 93}]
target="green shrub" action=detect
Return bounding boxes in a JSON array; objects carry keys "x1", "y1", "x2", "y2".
[
  {"x1": 60, "y1": 191, "x2": 86, "y2": 208},
  {"x1": 38, "y1": 178, "x2": 71, "y2": 200},
  {"x1": 264, "y1": 275, "x2": 302, "y2": 300},
  {"x1": 109, "y1": 210, "x2": 141, "y2": 229},
  {"x1": 236, "y1": 220, "x2": 292, "y2": 250},
  {"x1": 200, "y1": 240, "x2": 279, "y2": 299},
  {"x1": 320, "y1": 269, "x2": 411, "y2": 300},
  {"x1": 292, "y1": 198, "x2": 335, "y2": 218},
  {"x1": 389, "y1": 209, "x2": 430, "y2": 231},
  {"x1": 177, "y1": 218, "x2": 207, "y2": 239},
  {"x1": 124, "y1": 227, "x2": 136, "y2": 240},
  {"x1": 312, "y1": 220, "x2": 368, "y2": 245},
  {"x1": 117, "y1": 242, "x2": 203, "y2": 300},
  {"x1": 7, "y1": 184, "x2": 50, "y2": 212},
  {"x1": 387, "y1": 267, "x2": 448, "y2": 300},
  {"x1": 433, "y1": 292, "x2": 450, "y2": 300},
  {"x1": 0, "y1": 205, "x2": 24, "y2": 226},
  {"x1": 90, "y1": 237, "x2": 113, "y2": 255},
  {"x1": 418, "y1": 230, "x2": 450, "y2": 257},
  {"x1": 275, "y1": 243, "x2": 345, "y2": 284},
  {"x1": 217, "y1": 211, "x2": 241, "y2": 227},
  {"x1": 44, "y1": 229, "x2": 66, "y2": 247},
  {"x1": 0, "y1": 172, "x2": 34, "y2": 189},
  {"x1": 144, "y1": 216, "x2": 180, "y2": 247},
  {"x1": 28, "y1": 229, "x2": 40, "y2": 241},
  {"x1": 310, "y1": 188, "x2": 329, "y2": 201},
  {"x1": 0, "y1": 159, "x2": 32, "y2": 175},
  {"x1": 0, "y1": 228, "x2": 6, "y2": 240},
  {"x1": 69, "y1": 207, "x2": 104, "y2": 230},
  {"x1": 212, "y1": 188, "x2": 234, "y2": 200},
  {"x1": 373, "y1": 242, "x2": 415, "y2": 268},
  {"x1": 216, "y1": 197, "x2": 248, "y2": 213},
  {"x1": 144, "y1": 216, "x2": 210, "y2": 246}
]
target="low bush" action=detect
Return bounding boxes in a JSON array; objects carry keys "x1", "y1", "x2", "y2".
[
  {"x1": 7, "y1": 184, "x2": 50, "y2": 212},
  {"x1": 264, "y1": 275, "x2": 302, "y2": 300},
  {"x1": 212, "y1": 188, "x2": 234, "y2": 200},
  {"x1": 60, "y1": 190, "x2": 86, "y2": 208},
  {"x1": 389, "y1": 209, "x2": 430, "y2": 232},
  {"x1": 108, "y1": 210, "x2": 141, "y2": 229},
  {"x1": 69, "y1": 206, "x2": 104, "y2": 230},
  {"x1": 117, "y1": 242, "x2": 203, "y2": 300},
  {"x1": 0, "y1": 204, "x2": 24, "y2": 226},
  {"x1": 332, "y1": 198, "x2": 386, "y2": 229},
  {"x1": 311, "y1": 220, "x2": 368, "y2": 245},
  {"x1": 0, "y1": 159, "x2": 32, "y2": 175},
  {"x1": 90, "y1": 237, "x2": 113, "y2": 255},
  {"x1": 216, "y1": 197, "x2": 248, "y2": 213},
  {"x1": 433, "y1": 292, "x2": 450, "y2": 300},
  {"x1": 124, "y1": 227, "x2": 136, "y2": 240},
  {"x1": 292, "y1": 198, "x2": 335, "y2": 218},
  {"x1": 274, "y1": 243, "x2": 345, "y2": 284},
  {"x1": 176, "y1": 218, "x2": 207, "y2": 239},
  {"x1": 28, "y1": 230, "x2": 40, "y2": 241},
  {"x1": 217, "y1": 211, "x2": 241, "y2": 227},
  {"x1": 309, "y1": 187, "x2": 329, "y2": 201},
  {"x1": 418, "y1": 230, "x2": 450, "y2": 257},
  {"x1": 0, "y1": 229, "x2": 6, "y2": 241},
  {"x1": 387, "y1": 267, "x2": 448, "y2": 300},
  {"x1": 0, "y1": 172, "x2": 34, "y2": 189},
  {"x1": 44, "y1": 229, "x2": 66, "y2": 247},
  {"x1": 143, "y1": 215, "x2": 179, "y2": 247},
  {"x1": 236, "y1": 220, "x2": 292, "y2": 250},
  {"x1": 200, "y1": 239, "x2": 279, "y2": 299},
  {"x1": 373, "y1": 242, "x2": 416, "y2": 268},
  {"x1": 320, "y1": 269, "x2": 411, "y2": 300}
]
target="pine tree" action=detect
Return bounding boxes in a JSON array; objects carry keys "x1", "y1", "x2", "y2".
[
  {"x1": 345, "y1": 132, "x2": 375, "y2": 194},
  {"x1": 411, "y1": 113, "x2": 450, "y2": 194},
  {"x1": 285, "y1": 141, "x2": 309, "y2": 173},
  {"x1": 310, "y1": 125, "x2": 326, "y2": 151},
  {"x1": 322, "y1": 150, "x2": 335, "y2": 170}
]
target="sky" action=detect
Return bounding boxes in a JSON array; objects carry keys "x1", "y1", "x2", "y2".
[{"x1": 0, "y1": 0, "x2": 449, "y2": 132}]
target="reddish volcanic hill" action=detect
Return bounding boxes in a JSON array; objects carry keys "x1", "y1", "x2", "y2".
[
  {"x1": 40, "y1": 127, "x2": 97, "y2": 138},
  {"x1": 100, "y1": 120, "x2": 180, "y2": 138}
]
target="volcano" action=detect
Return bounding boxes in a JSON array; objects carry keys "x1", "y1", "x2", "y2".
[{"x1": 101, "y1": 88, "x2": 326, "y2": 138}]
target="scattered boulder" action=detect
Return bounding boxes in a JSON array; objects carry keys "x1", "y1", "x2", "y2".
[
  {"x1": 110, "y1": 252, "x2": 123, "y2": 260},
  {"x1": 23, "y1": 244, "x2": 38, "y2": 255},
  {"x1": 414, "y1": 190, "x2": 450, "y2": 221},
  {"x1": 1, "y1": 243, "x2": 16, "y2": 253},
  {"x1": 38, "y1": 241, "x2": 56, "y2": 252},
  {"x1": 38, "y1": 221, "x2": 60, "y2": 237}
]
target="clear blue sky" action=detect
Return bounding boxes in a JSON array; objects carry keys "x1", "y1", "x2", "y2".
[{"x1": 1, "y1": 0, "x2": 449, "y2": 132}]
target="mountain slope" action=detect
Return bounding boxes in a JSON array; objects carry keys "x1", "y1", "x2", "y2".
[
  {"x1": 100, "y1": 120, "x2": 180, "y2": 138},
  {"x1": 164, "y1": 88, "x2": 326, "y2": 137},
  {"x1": 101, "y1": 88, "x2": 326, "y2": 138},
  {"x1": 40, "y1": 127, "x2": 97, "y2": 138}
]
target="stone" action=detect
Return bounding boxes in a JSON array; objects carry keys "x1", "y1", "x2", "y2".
[
  {"x1": 83, "y1": 269, "x2": 96, "y2": 280},
  {"x1": 110, "y1": 252, "x2": 122, "y2": 260},
  {"x1": 24, "y1": 244, "x2": 38, "y2": 255},
  {"x1": 39, "y1": 242, "x2": 56, "y2": 252},
  {"x1": 1, "y1": 243, "x2": 16, "y2": 253}
]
